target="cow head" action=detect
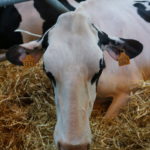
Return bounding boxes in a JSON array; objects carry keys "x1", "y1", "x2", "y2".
[{"x1": 5, "y1": 12, "x2": 143, "y2": 150}]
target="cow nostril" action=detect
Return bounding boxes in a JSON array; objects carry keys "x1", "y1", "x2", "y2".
[{"x1": 58, "y1": 142, "x2": 90, "y2": 150}]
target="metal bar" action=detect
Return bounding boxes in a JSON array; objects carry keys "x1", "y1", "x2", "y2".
[
  {"x1": 0, "y1": 0, "x2": 30, "y2": 6},
  {"x1": 46, "y1": 0, "x2": 69, "y2": 13}
]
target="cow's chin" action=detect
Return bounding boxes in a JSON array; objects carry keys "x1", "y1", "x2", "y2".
[{"x1": 58, "y1": 143, "x2": 90, "y2": 150}]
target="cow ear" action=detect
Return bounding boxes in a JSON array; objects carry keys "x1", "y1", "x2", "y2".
[
  {"x1": 118, "y1": 38, "x2": 143, "y2": 59},
  {"x1": 6, "y1": 45, "x2": 43, "y2": 66},
  {"x1": 98, "y1": 31, "x2": 143, "y2": 61}
]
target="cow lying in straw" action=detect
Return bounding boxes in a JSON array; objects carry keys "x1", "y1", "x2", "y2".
[
  {"x1": 1, "y1": 0, "x2": 150, "y2": 150},
  {"x1": 5, "y1": 11, "x2": 143, "y2": 149}
]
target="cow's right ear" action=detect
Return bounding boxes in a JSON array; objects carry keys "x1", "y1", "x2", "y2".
[
  {"x1": 6, "y1": 43, "x2": 43, "y2": 66},
  {"x1": 97, "y1": 31, "x2": 143, "y2": 61}
]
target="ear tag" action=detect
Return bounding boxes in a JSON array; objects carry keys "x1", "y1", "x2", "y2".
[
  {"x1": 118, "y1": 52, "x2": 130, "y2": 66},
  {"x1": 22, "y1": 55, "x2": 36, "y2": 67}
]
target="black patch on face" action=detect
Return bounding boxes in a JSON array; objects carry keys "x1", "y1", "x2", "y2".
[
  {"x1": 0, "y1": 5, "x2": 23, "y2": 49},
  {"x1": 41, "y1": 31, "x2": 49, "y2": 50},
  {"x1": 43, "y1": 64, "x2": 56, "y2": 86},
  {"x1": 91, "y1": 24, "x2": 110, "y2": 48},
  {"x1": 134, "y1": 1, "x2": 150, "y2": 22},
  {"x1": 98, "y1": 31, "x2": 110, "y2": 48},
  {"x1": 91, "y1": 58, "x2": 106, "y2": 85}
]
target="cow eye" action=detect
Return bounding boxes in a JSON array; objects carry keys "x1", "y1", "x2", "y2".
[
  {"x1": 46, "y1": 72, "x2": 56, "y2": 86},
  {"x1": 43, "y1": 64, "x2": 56, "y2": 86},
  {"x1": 91, "y1": 72, "x2": 101, "y2": 85},
  {"x1": 91, "y1": 58, "x2": 106, "y2": 85}
]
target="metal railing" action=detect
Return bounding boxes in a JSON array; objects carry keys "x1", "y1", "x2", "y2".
[{"x1": 0, "y1": 0, "x2": 31, "y2": 6}]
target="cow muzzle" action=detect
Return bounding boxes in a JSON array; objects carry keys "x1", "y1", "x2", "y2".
[{"x1": 58, "y1": 143, "x2": 90, "y2": 150}]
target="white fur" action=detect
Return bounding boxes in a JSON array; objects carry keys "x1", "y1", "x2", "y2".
[
  {"x1": 43, "y1": 12, "x2": 102, "y2": 145},
  {"x1": 48, "y1": 0, "x2": 150, "y2": 146}
]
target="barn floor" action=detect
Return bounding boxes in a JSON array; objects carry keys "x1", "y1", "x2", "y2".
[{"x1": 0, "y1": 62, "x2": 149, "y2": 150}]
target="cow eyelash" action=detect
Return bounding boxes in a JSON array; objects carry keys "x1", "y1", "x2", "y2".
[
  {"x1": 43, "y1": 64, "x2": 56, "y2": 86},
  {"x1": 91, "y1": 58, "x2": 106, "y2": 85},
  {"x1": 91, "y1": 72, "x2": 101, "y2": 85},
  {"x1": 46, "y1": 72, "x2": 56, "y2": 87}
]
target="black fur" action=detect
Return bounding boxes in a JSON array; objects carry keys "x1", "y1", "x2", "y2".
[
  {"x1": 43, "y1": 64, "x2": 56, "y2": 86},
  {"x1": 6, "y1": 45, "x2": 25, "y2": 66},
  {"x1": 134, "y1": 1, "x2": 150, "y2": 22},
  {"x1": 34, "y1": 0, "x2": 63, "y2": 33},
  {"x1": 98, "y1": 31, "x2": 110, "y2": 48},
  {"x1": 91, "y1": 58, "x2": 106, "y2": 85},
  {"x1": 41, "y1": 31, "x2": 49, "y2": 49},
  {"x1": 0, "y1": 32, "x2": 22, "y2": 49},
  {"x1": 92, "y1": 24, "x2": 143, "y2": 59},
  {"x1": 0, "y1": 5, "x2": 23, "y2": 49},
  {"x1": 120, "y1": 38, "x2": 143, "y2": 58},
  {"x1": 92, "y1": 24, "x2": 110, "y2": 48},
  {"x1": 34, "y1": 0, "x2": 75, "y2": 33}
]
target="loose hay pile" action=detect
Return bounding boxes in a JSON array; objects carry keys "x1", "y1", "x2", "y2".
[{"x1": 0, "y1": 62, "x2": 149, "y2": 150}]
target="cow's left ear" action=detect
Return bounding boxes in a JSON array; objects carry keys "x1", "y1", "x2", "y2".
[
  {"x1": 6, "y1": 41, "x2": 43, "y2": 66},
  {"x1": 98, "y1": 31, "x2": 143, "y2": 61}
]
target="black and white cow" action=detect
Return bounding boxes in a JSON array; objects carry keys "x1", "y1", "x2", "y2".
[
  {"x1": 0, "y1": 0, "x2": 79, "y2": 61},
  {"x1": 0, "y1": 0, "x2": 86, "y2": 50},
  {"x1": 0, "y1": 5, "x2": 23, "y2": 49},
  {"x1": 1, "y1": 0, "x2": 150, "y2": 150}
]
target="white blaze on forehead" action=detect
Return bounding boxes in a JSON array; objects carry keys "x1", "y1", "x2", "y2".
[{"x1": 43, "y1": 11, "x2": 103, "y2": 78}]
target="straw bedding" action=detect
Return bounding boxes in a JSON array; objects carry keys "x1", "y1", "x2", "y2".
[{"x1": 0, "y1": 62, "x2": 149, "y2": 150}]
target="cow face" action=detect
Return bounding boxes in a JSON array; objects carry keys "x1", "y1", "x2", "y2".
[
  {"x1": 43, "y1": 12, "x2": 104, "y2": 149},
  {"x1": 5, "y1": 12, "x2": 143, "y2": 150}
]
